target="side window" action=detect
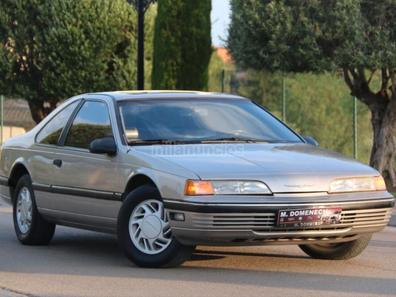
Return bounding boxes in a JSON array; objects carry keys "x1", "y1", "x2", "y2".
[
  {"x1": 65, "y1": 101, "x2": 112, "y2": 149},
  {"x1": 36, "y1": 101, "x2": 79, "y2": 145}
]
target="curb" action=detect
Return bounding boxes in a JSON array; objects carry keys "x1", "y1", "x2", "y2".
[{"x1": 0, "y1": 288, "x2": 28, "y2": 297}]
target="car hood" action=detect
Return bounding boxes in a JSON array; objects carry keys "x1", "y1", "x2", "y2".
[{"x1": 132, "y1": 143, "x2": 379, "y2": 193}]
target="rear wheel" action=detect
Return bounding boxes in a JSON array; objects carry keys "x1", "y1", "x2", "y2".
[
  {"x1": 299, "y1": 235, "x2": 372, "y2": 260},
  {"x1": 13, "y1": 175, "x2": 56, "y2": 245},
  {"x1": 117, "y1": 184, "x2": 194, "y2": 268}
]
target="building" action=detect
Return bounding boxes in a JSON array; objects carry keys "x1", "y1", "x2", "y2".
[
  {"x1": 215, "y1": 47, "x2": 233, "y2": 64},
  {"x1": 1, "y1": 99, "x2": 36, "y2": 144}
]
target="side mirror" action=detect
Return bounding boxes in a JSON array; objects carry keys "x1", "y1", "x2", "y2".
[
  {"x1": 89, "y1": 136, "x2": 117, "y2": 155},
  {"x1": 303, "y1": 136, "x2": 319, "y2": 146}
]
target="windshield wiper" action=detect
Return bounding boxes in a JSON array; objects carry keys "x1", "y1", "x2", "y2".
[
  {"x1": 128, "y1": 139, "x2": 202, "y2": 145},
  {"x1": 201, "y1": 137, "x2": 263, "y2": 143},
  {"x1": 128, "y1": 137, "x2": 284, "y2": 145}
]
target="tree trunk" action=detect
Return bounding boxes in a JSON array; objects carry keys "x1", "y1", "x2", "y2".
[
  {"x1": 27, "y1": 100, "x2": 57, "y2": 124},
  {"x1": 366, "y1": 98, "x2": 396, "y2": 190}
]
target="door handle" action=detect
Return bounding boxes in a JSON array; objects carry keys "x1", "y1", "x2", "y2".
[{"x1": 53, "y1": 159, "x2": 62, "y2": 168}]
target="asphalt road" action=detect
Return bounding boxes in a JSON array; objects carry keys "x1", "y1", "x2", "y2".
[{"x1": 0, "y1": 202, "x2": 395, "y2": 297}]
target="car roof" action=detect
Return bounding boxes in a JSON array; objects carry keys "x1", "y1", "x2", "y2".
[{"x1": 84, "y1": 90, "x2": 248, "y2": 101}]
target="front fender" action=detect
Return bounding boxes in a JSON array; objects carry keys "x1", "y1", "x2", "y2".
[{"x1": 125, "y1": 167, "x2": 195, "y2": 200}]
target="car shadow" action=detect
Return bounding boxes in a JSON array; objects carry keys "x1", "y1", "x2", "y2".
[{"x1": 193, "y1": 248, "x2": 307, "y2": 260}]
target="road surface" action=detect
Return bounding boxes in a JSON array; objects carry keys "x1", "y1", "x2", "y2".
[{"x1": 0, "y1": 201, "x2": 395, "y2": 297}]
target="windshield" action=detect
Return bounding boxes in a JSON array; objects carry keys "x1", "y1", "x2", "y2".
[{"x1": 118, "y1": 98, "x2": 302, "y2": 144}]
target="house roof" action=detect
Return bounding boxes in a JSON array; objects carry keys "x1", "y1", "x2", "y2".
[
  {"x1": 215, "y1": 47, "x2": 233, "y2": 64},
  {"x1": 2, "y1": 99, "x2": 36, "y2": 130}
]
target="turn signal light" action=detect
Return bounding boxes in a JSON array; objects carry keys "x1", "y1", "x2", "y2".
[
  {"x1": 374, "y1": 176, "x2": 387, "y2": 191},
  {"x1": 185, "y1": 180, "x2": 214, "y2": 196}
]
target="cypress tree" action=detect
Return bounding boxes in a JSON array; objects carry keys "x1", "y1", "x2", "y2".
[{"x1": 152, "y1": 0, "x2": 211, "y2": 90}]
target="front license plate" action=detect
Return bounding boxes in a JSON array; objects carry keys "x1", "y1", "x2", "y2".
[{"x1": 277, "y1": 208, "x2": 342, "y2": 228}]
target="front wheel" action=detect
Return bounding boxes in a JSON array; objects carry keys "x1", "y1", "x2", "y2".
[
  {"x1": 299, "y1": 234, "x2": 372, "y2": 260},
  {"x1": 117, "y1": 185, "x2": 194, "y2": 268}
]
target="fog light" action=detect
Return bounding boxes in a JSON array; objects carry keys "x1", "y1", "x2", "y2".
[{"x1": 170, "y1": 212, "x2": 185, "y2": 221}]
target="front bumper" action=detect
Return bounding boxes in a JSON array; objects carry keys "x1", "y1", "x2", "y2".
[{"x1": 164, "y1": 192, "x2": 395, "y2": 246}]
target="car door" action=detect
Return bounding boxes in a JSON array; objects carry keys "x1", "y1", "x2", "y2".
[
  {"x1": 30, "y1": 100, "x2": 81, "y2": 210},
  {"x1": 50, "y1": 99, "x2": 123, "y2": 231}
]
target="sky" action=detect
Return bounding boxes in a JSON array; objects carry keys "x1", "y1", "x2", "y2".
[{"x1": 211, "y1": 0, "x2": 231, "y2": 47}]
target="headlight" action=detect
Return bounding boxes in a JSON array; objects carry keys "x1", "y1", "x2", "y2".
[
  {"x1": 185, "y1": 180, "x2": 272, "y2": 195},
  {"x1": 328, "y1": 176, "x2": 386, "y2": 193}
]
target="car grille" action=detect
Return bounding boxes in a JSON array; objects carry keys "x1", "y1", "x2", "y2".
[{"x1": 190, "y1": 207, "x2": 392, "y2": 231}]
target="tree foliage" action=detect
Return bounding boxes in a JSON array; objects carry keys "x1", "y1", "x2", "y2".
[
  {"x1": 229, "y1": 0, "x2": 396, "y2": 72},
  {"x1": 0, "y1": 0, "x2": 138, "y2": 123},
  {"x1": 151, "y1": 0, "x2": 212, "y2": 90},
  {"x1": 228, "y1": 0, "x2": 396, "y2": 187}
]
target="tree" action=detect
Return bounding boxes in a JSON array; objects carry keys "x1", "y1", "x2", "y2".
[
  {"x1": 143, "y1": 4, "x2": 157, "y2": 90},
  {"x1": 151, "y1": 0, "x2": 212, "y2": 90},
  {"x1": 228, "y1": 0, "x2": 396, "y2": 188},
  {"x1": 0, "y1": 0, "x2": 137, "y2": 123}
]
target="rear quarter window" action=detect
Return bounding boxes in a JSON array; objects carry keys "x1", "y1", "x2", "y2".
[{"x1": 36, "y1": 101, "x2": 79, "y2": 145}]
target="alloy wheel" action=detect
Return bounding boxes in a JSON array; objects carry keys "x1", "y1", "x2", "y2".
[
  {"x1": 16, "y1": 186, "x2": 33, "y2": 234},
  {"x1": 128, "y1": 199, "x2": 172, "y2": 255}
]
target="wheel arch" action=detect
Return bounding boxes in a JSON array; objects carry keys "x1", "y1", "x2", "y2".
[
  {"x1": 8, "y1": 162, "x2": 31, "y2": 201},
  {"x1": 123, "y1": 173, "x2": 159, "y2": 200},
  {"x1": 122, "y1": 168, "x2": 190, "y2": 201}
]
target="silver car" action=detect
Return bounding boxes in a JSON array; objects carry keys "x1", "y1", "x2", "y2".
[{"x1": 0, "y1": 91, "x2": 394, "y2": 267}]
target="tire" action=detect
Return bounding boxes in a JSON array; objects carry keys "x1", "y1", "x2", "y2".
[
  {"x1": 117, "y1": 184, "x2": 194, "y2": 268},
  {"x1": 12, "y1": 174, "x2": 56, "y2": 245},
  {"x1": 299, "y1": 234, "x2": 372, "y2": 260}
]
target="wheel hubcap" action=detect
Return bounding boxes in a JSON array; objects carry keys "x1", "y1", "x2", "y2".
[
  {"x1": 129, "y1": 199, "x2": 172, "y2": 255},
  {"x1": 16, "y1": 187, "x2": 33, "y2": 234}
]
